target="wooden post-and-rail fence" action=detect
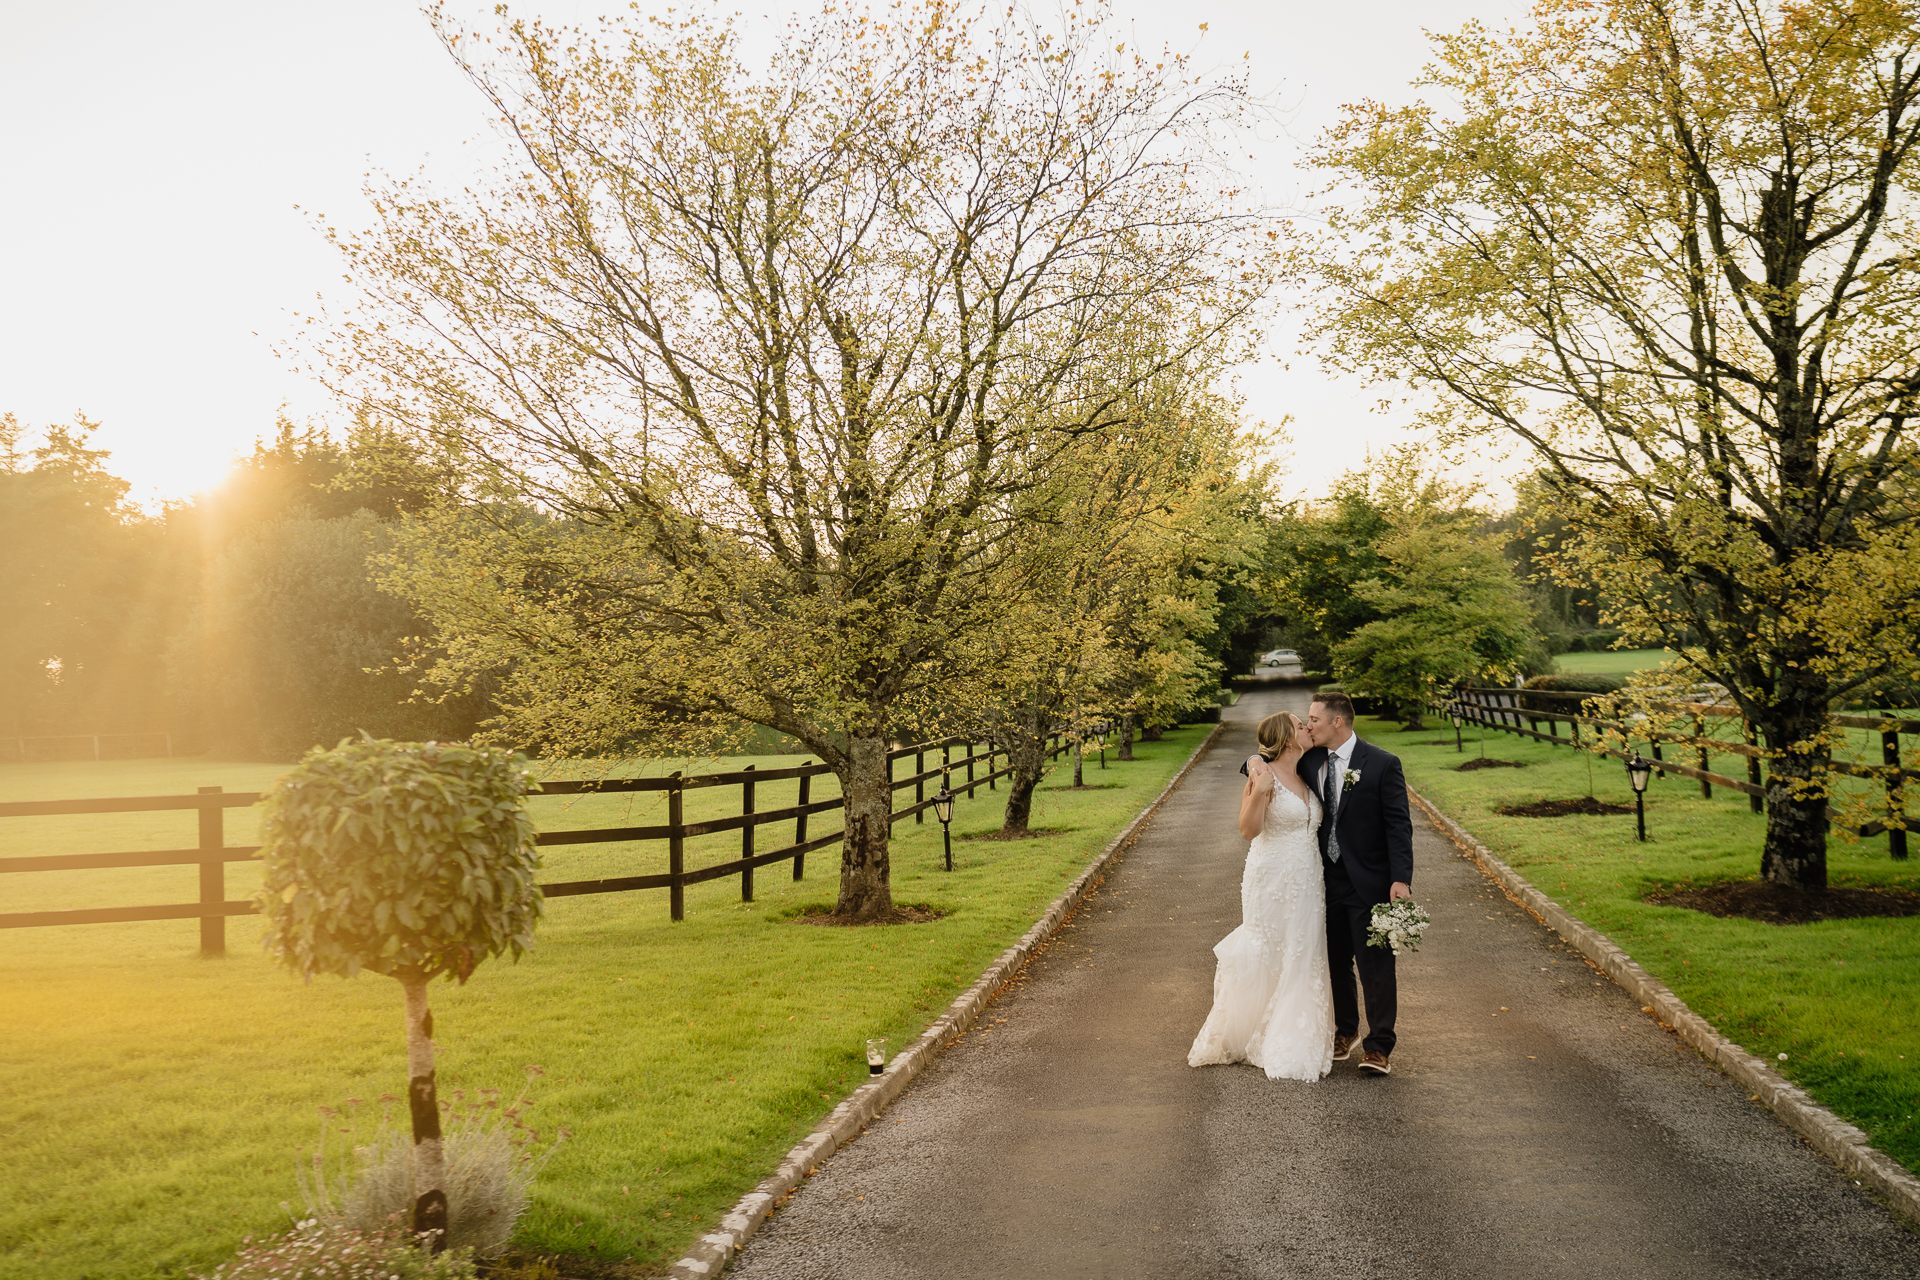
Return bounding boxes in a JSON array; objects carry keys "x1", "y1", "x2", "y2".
[
  {"x1": 0, "y1": 733, "x2": 1076, "y2": 956},
  {"x1": 1443, "y1": 686, "x2": 1913, "y2": 858}
]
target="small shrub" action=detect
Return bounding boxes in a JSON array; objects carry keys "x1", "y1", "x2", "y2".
[
  {"x1": 1565, "y1": 629, "x2": 1624, "y2": 653},
  {"x1": 300, "y1": 1075, "x2": 565, "y2": 1260},
  {"x1": 1525, "y1": 673, "x2": 1627, "y2": 694},
  {"x1": 197, "y1": 1218, "x2": 478, "y2": 1280}
]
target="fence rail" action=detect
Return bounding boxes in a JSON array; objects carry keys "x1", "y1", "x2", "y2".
[
  {"x1": 0, "y1": 731, "x2": 182, "y2": 764},
  {"x1": 1444, "y1": 687, "x2": 1910, "y2": 856},
  {"x1": 0, "y1": 733, "x2": 1076, "y2": 952}
]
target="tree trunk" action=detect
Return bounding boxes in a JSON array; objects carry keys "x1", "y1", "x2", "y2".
[
  {"x1": 1400, "y1": 703, "x2": 1426, "y2": 732},
  {"x1": 998, "y1": 732, "x2": 1048, "y2": 834},
  {"x1": 1757, "y1": 691, "x2": 1831, "y2": 891},
  {"x1": 1141, "y1": 722, "x2": 1164, "y2": 742},
  {"x1": 1072, "y1": 738, "x2": 1084, "y2": 788},
  {"x1": 833, "y1": 734, "x2": 895, "y2": 920},
  {"x1": 398, "y1": 969, "x2": 449, "y2": 1251},
  {"x1": 1116, "y1": 715, "x2": 1135, "y2": 761}
]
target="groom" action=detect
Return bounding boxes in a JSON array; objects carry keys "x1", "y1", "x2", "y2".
[{"x1": 1300, "y1": 691, "x2": 1414, "y2": 1075}]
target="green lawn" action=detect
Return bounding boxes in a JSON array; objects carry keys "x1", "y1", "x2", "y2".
[
  {"x1": 1374, "y1": 713, "x2": 1920, "y2": 1175},
  {"x1": 0, "y1": 730, "x2": 1206, "y2": 1279},
  {"x1": 1553, "y1": 647, "x2": 1675, "y2": 675}
]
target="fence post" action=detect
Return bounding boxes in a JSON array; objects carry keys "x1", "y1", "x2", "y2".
[
  {"x1": 198, "y1": 786, "x2": 225, "y2": 958},
  {"x1": 965, "y1": 740, "x2": 975, "y2": 794},
  {"x1": 1651, "y1": 739, "x2": 1665, "y2": 778},
  {"x1": 1696, "y1": 715, "x2": 1712, "y2": 799},
  {"x1": 741, "y1": 764, "x2": 756, "y2": 902},
  {"x1": 794, "y1": 766, "x2": 811, "y2": 880},
  {"x1": 1744, "y1": 721, "x2": 1765, "y2": 814},
  {"x1": 1886, "y1": 727, "x2": 1908, "y2": 861},
  {"x1": 988, "y1": 744, "x2": 997, "y2": 791},
  {"x1": 669, "y1": 773, "x2": 686, "y2": 921},
  {"x1": 916, "y1": 747, "x2": 926, "y2": 824}
]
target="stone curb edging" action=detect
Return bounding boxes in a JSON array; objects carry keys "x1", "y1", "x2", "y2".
[
  {"x1": 664, "y1": 723, "x2": 1229, "y2": 1278},
  {"x1": 1409, "y1": 786, "x2": 1920, "y2": 1226}
]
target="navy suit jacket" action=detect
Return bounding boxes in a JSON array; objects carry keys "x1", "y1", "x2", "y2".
[{"x1": 1296, "y1": 738, "x2": 1414, "y2": 906}]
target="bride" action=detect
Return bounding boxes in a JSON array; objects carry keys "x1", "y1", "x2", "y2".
[{"x1": 1187, "y1": 711, "x2": 1335, "y2": 1081}]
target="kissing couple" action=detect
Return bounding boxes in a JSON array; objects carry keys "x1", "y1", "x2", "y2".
[{"x1": 1187, "y1": 690, "x2": 1416, "y2": 1080}]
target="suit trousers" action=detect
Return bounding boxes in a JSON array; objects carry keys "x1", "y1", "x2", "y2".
[{"x1": 1325, "y1": 863, "x2": 1397, "y2": 1056}]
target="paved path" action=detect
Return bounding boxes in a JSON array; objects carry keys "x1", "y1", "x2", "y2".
[{"x1": 730, "y1": 689, "x2": 1920, "y2": 1279}]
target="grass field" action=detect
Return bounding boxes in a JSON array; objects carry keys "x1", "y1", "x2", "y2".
[
  {"x1": 0, "y1": 729, "x2": 1208, "y2": 1279},
  {"x1": 1552, "y1": 647, "x2": 1675, "y2": 675},
  {"x1": 1373, "y1": 712, "x2": 1920, "y2": 1175}
]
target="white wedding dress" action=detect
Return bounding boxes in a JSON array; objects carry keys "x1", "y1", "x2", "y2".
[{"x1": 1187, "y1": 771, "x2": 1335, "y2": 1081}]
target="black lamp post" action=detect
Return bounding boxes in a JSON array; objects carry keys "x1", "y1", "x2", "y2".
[
  {"x1": 1626, "y1": 753, "x2": 1653, "y2": 841},
  {"x1": 933, "y1": 775, "x2": 956, "y2": 871},
  {"x1": 1450, "y1": 704, "x2": 1464, "y2": 753}
]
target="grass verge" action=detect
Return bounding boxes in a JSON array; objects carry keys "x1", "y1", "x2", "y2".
[
  {"x1": 1373, "y1": 713, "x2": 1920, "y2": 1177},
  {"x1": 0, "y1": 729, "x2": 1206, "y2": 1279}
]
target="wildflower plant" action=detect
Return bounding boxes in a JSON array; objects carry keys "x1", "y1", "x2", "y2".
[{"x1": 299, "y1": 1071, "x2": 567, "y2": 1260}]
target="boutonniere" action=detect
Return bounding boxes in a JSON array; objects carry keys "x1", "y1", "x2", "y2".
[{"x1": 1342, "y1": 767, "x2": 1361, "y2": 787}]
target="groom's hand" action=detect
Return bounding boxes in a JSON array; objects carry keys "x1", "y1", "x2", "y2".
[{"x1": 1389, "y1": 881, "x2": 1412, "y2": 902}]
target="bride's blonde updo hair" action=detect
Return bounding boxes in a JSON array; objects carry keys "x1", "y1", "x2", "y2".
[{"x1": 1255, "y1": 711, "x2": 1304, "y2": 763}]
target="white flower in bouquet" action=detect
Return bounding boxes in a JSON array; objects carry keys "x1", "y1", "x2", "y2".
[{"x1": 1367, "y1": 899, "x2": 1431, "y2": 955}]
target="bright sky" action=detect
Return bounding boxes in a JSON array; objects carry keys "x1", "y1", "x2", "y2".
[{"x1": 0, "y1": 0, "x2": 1519, "y2": 510}]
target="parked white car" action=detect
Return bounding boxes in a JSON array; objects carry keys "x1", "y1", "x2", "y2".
[{"x1": 1258, "y1": 649, "x2": 1301, "y2": 667}]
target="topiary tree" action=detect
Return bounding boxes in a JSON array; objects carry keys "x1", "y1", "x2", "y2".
[{"x1": 257, "y1": 737, "x2": 542, "y2": 1251}]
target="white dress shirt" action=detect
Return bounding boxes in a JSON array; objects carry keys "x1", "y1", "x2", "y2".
[{"x1": 1319, "y1": 735, "x2": 1358, "y2": 811}]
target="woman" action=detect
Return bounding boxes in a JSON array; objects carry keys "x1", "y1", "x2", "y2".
[{"x1": 1187, "y1": 710, "x2": 1335, "y2": 1080}]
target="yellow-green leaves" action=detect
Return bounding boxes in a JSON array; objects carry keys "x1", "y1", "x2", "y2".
[
  {"x1": 1299, "y1": 0, "x2": 1920, "y2": 888},
  {"x1": 256, "y1": 737, "x2": 543, "y2": 983}
]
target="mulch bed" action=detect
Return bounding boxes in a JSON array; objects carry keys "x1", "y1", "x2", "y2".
[
  {"x1": 1455, "y1": 757, "x2": 1528, "y2": 772},
  {"x1": 792, "y1": 903, "x2": 950, "y2": 926},
  {"x1": 960, "y1": 827, "x2": 1071, "y2": 841},
  {"x1": 1496, "y1": 796, "x2": 1633, "y2": 817},
  {"x1": 1646, "y1": 880, "x2": 1920, "y2": 925}
]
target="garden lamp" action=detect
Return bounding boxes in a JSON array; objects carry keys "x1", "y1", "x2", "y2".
[
  {"x1": 1626, "y1": 753, "x2": 1653, "y2": 842},
  {"x1": 1449, "y1": 704, "x2": 1463, "y2": 753},
  {"x1": 933, "y1": 773, "x2": 956, "y2": 871}
]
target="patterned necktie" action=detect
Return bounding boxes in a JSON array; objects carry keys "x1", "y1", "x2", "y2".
[{"x1": 1323, "y1": 754, "x2": 1342, "y2": 863}]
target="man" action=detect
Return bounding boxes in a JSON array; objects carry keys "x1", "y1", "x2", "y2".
[{"x1": 1299, "y1": 691, "x2": 1414, "y2": 1074}]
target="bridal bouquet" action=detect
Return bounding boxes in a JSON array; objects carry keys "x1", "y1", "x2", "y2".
[{"x1": 1367, "y1": 899, "x2": 1431, "y2": 955}]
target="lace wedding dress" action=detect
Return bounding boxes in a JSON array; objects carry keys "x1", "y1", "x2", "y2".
[{"x1": 1187, "y1": 773, "x2": 1335, "y2": 1081}]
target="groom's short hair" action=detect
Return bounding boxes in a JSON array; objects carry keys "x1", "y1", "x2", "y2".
[{"x1": 1312, "y1": 691, "x2": 1354, "y2": 724}]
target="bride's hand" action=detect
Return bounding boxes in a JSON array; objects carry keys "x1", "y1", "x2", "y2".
[{"x1": 1239, "y1": 756, "x2": 1274, "y2": 838}]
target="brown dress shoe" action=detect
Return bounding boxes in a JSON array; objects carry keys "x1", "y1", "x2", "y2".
[
  {"x1": 1332, "y1": 1032, "x2": 1358, "y2": 1062},
  {"x1": 1359, "y1": 1050, "x2": 1391, "y2": 1075}
]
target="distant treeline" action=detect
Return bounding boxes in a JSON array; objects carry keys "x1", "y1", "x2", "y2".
[
  {"x1": 2, "y1": 415, "x2": 1289, "y2": 763},
  {"x1": 1, "y1": 416, "x2": 493, "y2": 760}
]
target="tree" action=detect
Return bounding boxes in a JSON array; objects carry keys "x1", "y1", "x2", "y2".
[
  {"x1": 957, "y1": 386, "x2": 1266, "y2": 831},
  {"x1": 257, "y1": 738, "x2": 542, "y2": 1251},
  {"x1": 1267, "y1": 455, "x2": 1534, "y2": 727},
  {"x1": 1330, "y1": 514, "x2": 1536, "y2": 730},
  {"x1": 0, "y1": 415, "x2": 176, "y2": 740},
  {"x1": 176, "y1": 511, "x2": 495, "y2": 759},
  {"x1": 330, "y1": 2, "x2": 1271, "y2": 920},
  {"x1": 166, "y1": 422, "x2": 485, "y2": 759},
  {"x1": 1301, "y1": 0, "x2": 1920, "y2": 889},
  {"x1": 1263, "y1": 470, "x2": 1395, "y2": 679}
]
